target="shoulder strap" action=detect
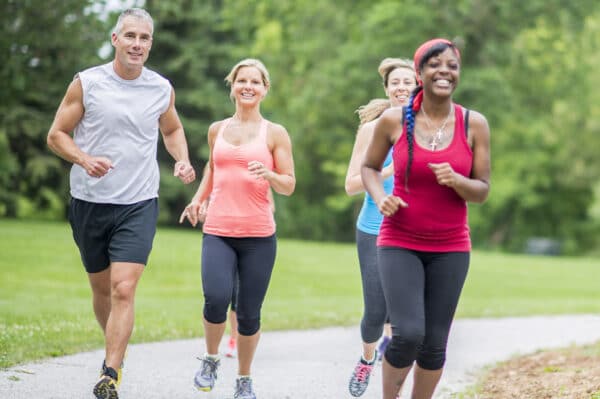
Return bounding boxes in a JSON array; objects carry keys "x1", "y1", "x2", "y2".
[
  {"x1": 464, "y1": 109, "x2": 470, "y2": 138},
  {"x1": 217, "y1": 117, "x2": 232, "y2": 138}
]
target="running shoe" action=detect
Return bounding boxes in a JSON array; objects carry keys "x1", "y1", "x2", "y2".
[
  {"x1": 93, "y1": 366, "x2": 119, "y2": 399},
  {"x1": 348, "y1": 352, "x2": 377, "y2": 397},
  {"x1": 225, "y1": 336, "x2": 237, "y2": 358},
  {"x1": 194, "y1": 355, "x2": 220, "y2": 392},
  {"x1": 101, "y1": 359, "x2": 124, "y2": 388},
  {"x1": 234, "y1": 376, "x2": 257, "y2": 399}
]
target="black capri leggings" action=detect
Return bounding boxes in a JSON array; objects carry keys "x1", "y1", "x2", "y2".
[
  {"x1": 201, "y1": 233, "x2": 276, "y2": 336},
  {"x1": 378, "y1": 247, "x2": 469, "y2": 370},
  {"x1": 230, "y1": 271, "x2": 239, "y2": 312},
  {"x1": 356, "y1": 229, "x2": 388, "y2": 343}
]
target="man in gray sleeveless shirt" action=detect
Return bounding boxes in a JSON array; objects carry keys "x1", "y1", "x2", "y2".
[{"x1": 47, "y1": 8, "x2": 195, "y2": 399}]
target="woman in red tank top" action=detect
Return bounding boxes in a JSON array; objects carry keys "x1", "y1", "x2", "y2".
[
  {"x1": 361, "y1": 39, "x2": 491, "y2": 399},
  {"x1": 180, "y1": 59, "x2": 295, "y2": 399}
]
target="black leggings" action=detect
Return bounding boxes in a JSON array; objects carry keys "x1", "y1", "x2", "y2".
[
  {"x1": 201, "y1": 233, "x2": 276, "y2": 336},
  {"x1": 230, "y1": 271, "x2": 239, "y2": 312},
  {"x1": 378, "y1": 247, "x2": 469, "y2": 370},
  {"x1": 356, "y1": 229, "x2": 387, "y2": 343}
]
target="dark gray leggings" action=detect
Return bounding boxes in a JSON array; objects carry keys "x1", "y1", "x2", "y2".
[
  {"x1": 201, "y1": 233, "x2": 276, "y2": 336},
  {"x1": 356, "y1": 229, "x2": 388, "y2": 343},
  {"x1": 378, "y1": 247, "x2": 469, "y2": 370}
]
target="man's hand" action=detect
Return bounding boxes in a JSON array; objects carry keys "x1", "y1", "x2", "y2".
[
  {"x1": 81, "y1": 155, "x2": 113, "y2": 178},
  {"x1": 174, "y1": 161, "x2": 196, "y2": 184}
]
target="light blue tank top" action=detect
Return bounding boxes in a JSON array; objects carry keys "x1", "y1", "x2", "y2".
[{"x1": 356, "y1": 149, "x2": 393, "y2": 235}]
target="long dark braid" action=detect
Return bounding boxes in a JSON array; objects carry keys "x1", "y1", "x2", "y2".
[{"x1": 403, "y1": 86, "x2": 423, "y2": 191}]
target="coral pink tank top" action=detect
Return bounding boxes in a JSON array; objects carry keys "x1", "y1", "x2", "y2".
[
  {"x1": 378, "y1": 104, "x2": 473, "y2": 252},
  {"x1": 202, "y1": 118, "x2": 275, "y2": 237}
]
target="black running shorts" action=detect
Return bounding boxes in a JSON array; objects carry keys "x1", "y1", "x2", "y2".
[{"x1": 68, "y1": 198, "x2": 159, "y2": 273}]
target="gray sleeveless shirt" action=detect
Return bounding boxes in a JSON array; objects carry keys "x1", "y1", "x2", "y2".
[{"x1": 70, "y1": 62, "x2": 171, "y2": 204}]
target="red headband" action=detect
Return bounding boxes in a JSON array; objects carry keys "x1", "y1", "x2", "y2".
[{"x1": 413, "y1": 38, "x2": 461, "y2": 85}]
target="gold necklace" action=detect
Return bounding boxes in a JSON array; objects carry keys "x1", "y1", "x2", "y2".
[{"x1": 420, "y1": 105, "x2": 453, "y2": 150}]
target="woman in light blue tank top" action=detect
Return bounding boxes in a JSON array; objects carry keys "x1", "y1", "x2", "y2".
[
  {"x1": 344, "y1": 58, "x2": 416, "y2": 397},
  {"x1": 356, "y1": 150, "x2": 394, "y2": 234}
]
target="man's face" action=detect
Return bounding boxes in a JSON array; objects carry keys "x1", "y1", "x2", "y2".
[{"x1": 111, "y1": 16, "x2": 153, "y2": 69}]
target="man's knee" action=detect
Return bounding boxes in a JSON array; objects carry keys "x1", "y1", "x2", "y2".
[{"x1": 111, "y1": 280, "x2": 137, "y2": 302}]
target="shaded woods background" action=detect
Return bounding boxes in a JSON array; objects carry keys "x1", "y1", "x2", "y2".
[{"x1": 2, "y1": 0, "x2": 600, "y2": 254}]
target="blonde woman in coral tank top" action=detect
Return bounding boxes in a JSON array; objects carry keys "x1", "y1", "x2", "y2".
[{"x1": 180, "y1": 59, "x2": 295, "y2": 399}]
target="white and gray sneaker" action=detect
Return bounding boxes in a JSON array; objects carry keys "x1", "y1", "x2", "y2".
[
  {"x1": 234, "y1": 376, "x2": 257, "y2": 399},
  {"x1": 194, "y1": 355, "x2": 220, "y2": 392}
]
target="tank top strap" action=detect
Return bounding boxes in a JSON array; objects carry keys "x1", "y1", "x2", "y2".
[
  {"x1": 217, "y1": 117, "x2": 233, "y2": 139},
  {"x1": 453, "y1": 103, "x2": 464, "y2": 130},
  {"x1": 452, "y1": 104, "x2": 466, "y2": 145},
  {"x1": 258, "y1": 118, "x2": 269, "y2": 142}
]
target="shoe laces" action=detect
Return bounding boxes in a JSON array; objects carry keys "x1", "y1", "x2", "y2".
[
  {"x1": 353, "y1": 363, "x2": 373, "y2": 382},
  {"x1": 198, "y1": 357, "x2": 219, "y2": 376},
  {"x1": 236, "y1": 377, "x2": 253, "y2": 395}
]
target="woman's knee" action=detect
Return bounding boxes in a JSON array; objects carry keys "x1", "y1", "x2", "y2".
[
  {"x1": 384, "y1": 333, "x2": 424, "y2": 368},
  {"x1": 360, "y1": 312, "x2": 387, "y2": 343},
  {"x1": 203, "y1": 294, "x2": 231, "y2": 324},
  {"x1": 416, "y1": 344, "x2": 447, "y2": 370},
  {"x1": 237, "y1": 316, "x2": 260, "y2": 336}
]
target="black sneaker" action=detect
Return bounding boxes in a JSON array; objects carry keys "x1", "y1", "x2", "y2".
[
  {"x1": 93, "y1": 366, "x2": 119, "y2": 399},
  {"x1": 100, "y1": 359, "x2": 123, "y2": 388}
]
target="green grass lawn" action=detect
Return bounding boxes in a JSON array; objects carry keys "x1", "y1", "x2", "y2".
[{"x1": 1, "y1": 219, "x2": 599, "y2": 369}]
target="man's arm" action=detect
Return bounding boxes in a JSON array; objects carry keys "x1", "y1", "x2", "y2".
[
  {"x1": 159, "y1": 87, "x2": 195, "y2": 184},
  {"x1": 47, "y1": 78, "x2": 113, "y2": 177}
]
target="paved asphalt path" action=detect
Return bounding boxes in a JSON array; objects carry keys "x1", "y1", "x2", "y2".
[{"x1": 2, "y1": 315, "x2": 600, "y2": 398}]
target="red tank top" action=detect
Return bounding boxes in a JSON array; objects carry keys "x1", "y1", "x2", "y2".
[
  {"x1": 203, "y1": 118, "x2": 275, "y2": 237},
  {"x1": 378, "y1": 104, "x2": 473, "y2": 252}
]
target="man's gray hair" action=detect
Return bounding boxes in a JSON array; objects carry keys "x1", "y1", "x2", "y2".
[{"x1": 112, "y1": 8, "x2": 154, "y2": 36}]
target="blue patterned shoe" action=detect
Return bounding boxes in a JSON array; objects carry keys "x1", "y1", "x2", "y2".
[{"x1": 348, "y1": 352, "x2": 377, "y2": 397}]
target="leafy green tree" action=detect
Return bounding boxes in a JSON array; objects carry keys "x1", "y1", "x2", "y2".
[
  {"x1": 1, "y1": 0, "x2": 108, "y2": 218},
  {"x1": 476, "y1": 9, "x2": 600, "y2": 253},
  {"x1": 143, "y1": 0, "x2": 251, "y2": 224},
  {"x1": 3, "y1": 0, "x2": 599, "y2": 254}
]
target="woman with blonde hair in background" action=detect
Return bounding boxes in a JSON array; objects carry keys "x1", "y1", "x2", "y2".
[{"x1": 345, "y1": 58, "x2": 416, "y2": 397}]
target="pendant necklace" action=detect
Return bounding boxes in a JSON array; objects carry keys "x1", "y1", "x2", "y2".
[{"x1": 420, "y1": 105, "x2": 453, "y2": 150}]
